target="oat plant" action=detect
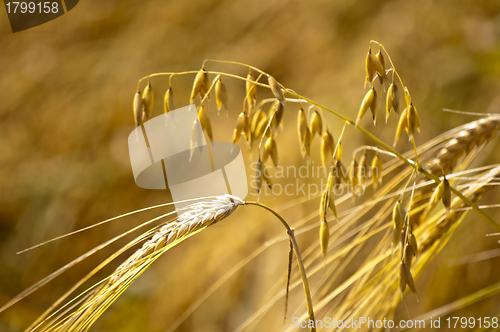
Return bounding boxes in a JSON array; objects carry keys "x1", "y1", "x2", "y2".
[{"x1": 2, "y1": 40, "x2": 500, "y2": 331}]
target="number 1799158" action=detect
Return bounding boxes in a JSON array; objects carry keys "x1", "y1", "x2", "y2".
[{"x1": 5, "y1": 2, "x2": 59, "y2": 14}]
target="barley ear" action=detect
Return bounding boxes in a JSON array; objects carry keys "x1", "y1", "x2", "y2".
[
  {"x1": 133, "y1": 89, "x2": 143, "y2": 127},
  {"x1": 164, "y1": 87, "x2": 175, "y2": 113},
  {"x1": 215, "y1": 77, "x2": 228, "y2": 113}
]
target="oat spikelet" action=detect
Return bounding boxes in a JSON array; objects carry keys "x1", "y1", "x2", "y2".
[
  {"x1": 264, "y1": 135, "x2": 279, "y2": 168},
  {"x1": 133, "y1": 90, "x2": 143, "y2": 127},
  {"x1": 371, "y1": 151, "x2": 383, "y2": 190},
  {"x1": 268, "y1": 76, "x2": 285, "y2": 104},
  {"x1": 246, "y1": 69, "x2": 257, "y2": 110},
  {"x1": 215, "y1": 77, "x2": 228, "y2": 113},
  {"x1": 407, "y1": 104, "x2": 420, "y2": 136},
  {"x1": 356, "y1": 86, "x2": 377, "y2": 127},
  {"x1": 310, "y1": 109, "x2": 323, "y2": 138},
  {"x1": 190, "y1": 68, "x2": 210, "y2": 104},
  {"x1": 349, "y1": 156, "x2": 359, "y2": 193},
  {"x1": 399, "y1": 261, "x2": 417, "y2": 295},
  {"x1": 319, "y1": 220, "x2": 330, "y2": 259},
  {"x1": 386, "y1": 82, "x2": 399, "y2": 122},
  {"x1": 301, "y1": 127, "x2": 312, "y2": 158},
  {"x1": 190, "y1": 119, "x2": 204, "y2": 160},
  {"x1": 394, "y1": 107, "x2": 408, "y2": 146},
  {"x1": 365, "y1": 45, "x2": 386, "y2": 85},
  {"x1": 336, "y1": 142, "x2": 343, "y2": 161},
  {"x1": 164, "y1": 87, "x2": 175, "y2": 113},
  {"x1": 297, "y1": 107, "x2": 308, "y2": 146},
  {"x1": 272, "y1": 102, "x2": 284, "y2": 129},
  {"x1": 321, "y1": 129, "x2": 334, "y2": 167},
  {"x1": 233, "y1": 111, "x2": 250, "y2": 145},
  {"x1": 357, "y1": 151, "x2": 368, "y2": 185},
  {"x1": 198, "y1": 104, "x2": 213, "y2": 141},
  {"x1": 142, "y1": 82, "x2": 154, "y2": 121},
  {"x1": 376, "y1": 46, "x2": 386, "y2": 84}
]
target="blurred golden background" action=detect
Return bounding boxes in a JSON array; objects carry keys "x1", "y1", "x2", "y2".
[{"x1": 1, "y1": 0, "x2": 500, "y2": 331}]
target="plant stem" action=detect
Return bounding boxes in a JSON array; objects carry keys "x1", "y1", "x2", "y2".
[{"x1": 243, "y1": 201, "x2": 316, "y2": 332}]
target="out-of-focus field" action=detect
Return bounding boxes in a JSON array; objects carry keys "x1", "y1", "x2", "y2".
[{"x1": 1, "y1": 1, "x2": 500, "y2": 331}]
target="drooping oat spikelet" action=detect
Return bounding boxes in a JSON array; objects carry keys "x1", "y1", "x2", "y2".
[
  {"x1": 386, "y1": 81, "x2": 399, "y2": 122},
  {"x1": 198, "y1": 103, "x2": 213, "y2": 141},
  {"x1": 320, "y1": 129, "x2": 334, "y2": 167},
  {"x1": 356, "y1": 86, "x2": 377, "y2": 126},
  {"x1": 297, "y1": 107, "x2": 308, "y2": 146},
  {"x1": 442, "y1": 175, "x2": 451, "y2": 212},
  {"x1": 371, "y1": 151, "x2": 383, "y2": 190},
  {"x1": 301, "y1": 127, "x2": 312, "y2": 158},
  {"x1": 376, "y1": 46, "x2": 386, "y2": 84},
  {"x1": 246, "y1": 69, "x2": 257, "y2": 110},
  {"x1": 399, "y1": 261, "x2": 417, "y2": 295},
  {"x1": 406, "y1": 104, "x2": 420, "y2": 136},
  {"x1": 336, "y1": 142, "x2": 343, "y2": 161},
  {"x1": 310, "y1": 109, "x2": 323, "y2": 138},
  {"x1": 250, "y1": 108, "x2": 268, "y2": 146},
  {"x1": 357, "y1": 151, "x2": 368, "y2": 185},
  {"x1": 133, "y1": 89, "x2": 143, "y2": 127},
  {"x1": 264, "y1": 135, "x2": 279, "y2": 168},
  {"x1": 190, "y1": 119, "x2": 204, "y2": 160},
  {"x1": 142, "y1": 81, "x2": 154, "y2": 121},
  {"x1": 365, "y1": 46, "x2": 377, "y2": 84},
  {"x1": 272, "y1": 101, "x2": 284, "y2": 129},
  {"x1": 319, "y1": 220, "x2": 329, "y2": 259},
  {"x1": 348, "y1": 156, "x2": 359, "y2": 192},
  {"x1": 164, "y1": 87, "x2": 175, "y2": 113},
  {"x1": 268, "y1": 76, "x2": 285, "y2": 104},
  {"x1": 394, "y1": 107, "x2": 408, "y2": 146},
  {"x1": 319, "y1": 189, "x2": 328, "y2": 223},
  {"x1": 190, "y1": 68, "x2": 210, "y2": 104},
  {"x1": 215, "y1": 77, "x2": 228, "y2": 113},
  {"x1": 365, "y1": 45, "x2": 386, "y2": 85},
  {"x1": 233, "y1": 111, "x2": 250, "y2": 145}
]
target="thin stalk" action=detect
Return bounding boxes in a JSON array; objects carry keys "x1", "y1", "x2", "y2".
[{"x1": 243, "y1": 201, "x2": 316, "y2": 332}]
